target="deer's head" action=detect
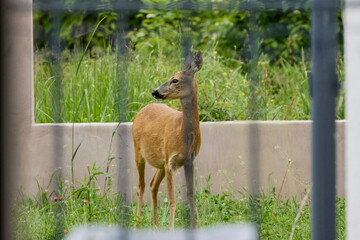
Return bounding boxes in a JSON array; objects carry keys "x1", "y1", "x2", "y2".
[{"x1": 152, "y1": 51, "x2": 203, "y2": 100}]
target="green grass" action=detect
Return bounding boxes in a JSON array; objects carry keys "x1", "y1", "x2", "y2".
[
  {"x1": 34, "y1": 46, "x2": 344, "y2": 123},
  {"x1": 13, "y1": 167, "x2": 346, "y2": 240},
  {"x1": 31, "y1": 42, "x2": 346, "y2": 239}
]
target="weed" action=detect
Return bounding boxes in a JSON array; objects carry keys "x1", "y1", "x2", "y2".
[
  {"x1": 34, "y1": 46, "x2": 345, "y2": 123},
  {"x1": 13, "y1": 167, "x2": 346, "y2": 240}
]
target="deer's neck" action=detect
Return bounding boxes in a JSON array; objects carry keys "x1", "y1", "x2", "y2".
[
  {"x1": 181, "y1": 88, "x2": 199, "y2": 132},
  {"x1": 180, "y1": 85, "x2": 200, "y2": 154}
]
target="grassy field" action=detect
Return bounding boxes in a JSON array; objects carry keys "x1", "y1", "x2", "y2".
[
  {"x1": 33, "y1": 46, "x2": 345, "y2": 123},
  {"x1": 31, "y1": 43, "x2": 346, "y2": 239},
  {"x1": 13, "y1": 173, "x2": 345, "y2": 240}
]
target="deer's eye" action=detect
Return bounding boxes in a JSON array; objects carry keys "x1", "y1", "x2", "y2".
[{"x1": 171, "y1": 79, "x2": 179, "y2": 84}]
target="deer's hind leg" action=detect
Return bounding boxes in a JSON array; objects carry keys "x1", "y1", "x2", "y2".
[
  {"x1": 134, "y1": 149, "x2": 145, "y2": 228},
  {"x1": 150, "y1": 169, "x2": 165, "y2": 226}
]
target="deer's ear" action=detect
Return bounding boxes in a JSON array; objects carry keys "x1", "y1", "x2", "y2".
[
  {"x1": 184, "y1": 52, "x2": 194, "y2": 71},
  {"x1": 191, "y1": 51, "x2": 203, "y2": 73},
  {"x1": 184, "y1": 51, "x2": 203, "y2": 73}
]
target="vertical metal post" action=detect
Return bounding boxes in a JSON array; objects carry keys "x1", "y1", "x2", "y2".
[
  {"x1": 0, "y1": 3, "x2": 11, "y2": 239},
  {"x1": 311, "y1": 0, "x2": 338, "y2": 239},
  {"x1": 114, "y1": 2, "x2": 131, "y2": 234},
  {"x1": 181, "y1": 0, "x2": 196, "y2": 233},
  {"x1": 48, "y1": 1, "x2": 65, "y2": 239},
  {"x1": 1, "y1": 0, "x2": 33, "y2": 239},
  {"x1": 247, "y1": 4, "x2": 261, "y2": 237}
]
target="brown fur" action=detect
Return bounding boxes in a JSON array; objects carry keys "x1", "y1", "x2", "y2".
[{"x1": 132, "y1": 51, "x2": 203, "y2": 230}]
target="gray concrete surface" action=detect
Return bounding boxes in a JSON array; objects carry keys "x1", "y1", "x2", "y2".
[{"x1": 18, "y1": 121, "x2": 345, "y2": 200}]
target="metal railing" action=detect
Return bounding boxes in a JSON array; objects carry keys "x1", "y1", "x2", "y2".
[{"x1": 1, "y1": 0, "x2": 340, "y2": 239}]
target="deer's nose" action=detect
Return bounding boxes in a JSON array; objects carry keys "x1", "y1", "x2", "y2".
[
  {"x1": 152, "y1": 90, "x2": 158, "y2": 97},
  {"x1": 152, "y1": 90, "x2": 163, "y2": 99}
]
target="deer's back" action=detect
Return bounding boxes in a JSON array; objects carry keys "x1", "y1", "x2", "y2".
[{"x1": 132, "y1": 103, "x2": 183, "y2": 169}]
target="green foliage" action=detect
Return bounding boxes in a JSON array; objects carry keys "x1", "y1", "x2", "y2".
[
  {"x1": 33, "y1": 0, "x2": 118, "y2": 50},
  {"x1": 35, "y1": 46, "x2": 346, "y2": 123},
  {"x1": 33, "y1": 0, "x2": 345, "y2": 123},
  {"x1": 33, "y1": 0, "x2": 344, "y2": 63},
  {"x1": 13, "y1": 169, "x2": 346, "y2": 239},
  {"x1": 259, "y1": 8, "x2": 311, "y2": 62}
]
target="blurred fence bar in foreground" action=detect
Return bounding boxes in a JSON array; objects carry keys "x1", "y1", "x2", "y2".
[{"x1": 311, "y1": 0, "x2": 338, "y2": 239}]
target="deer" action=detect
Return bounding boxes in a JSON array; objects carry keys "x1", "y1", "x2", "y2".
[{"x1": 132, "y1": 51, "x2": 203, "y2": 230}]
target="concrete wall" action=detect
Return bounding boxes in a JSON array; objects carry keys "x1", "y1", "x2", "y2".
[{"x1": 20, "y1": 121, "x2": 345, "y2": 200}]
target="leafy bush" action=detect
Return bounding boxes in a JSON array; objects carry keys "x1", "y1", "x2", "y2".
[{"x1": 33, "y1": 0, "x2": 344, "y2": 63}]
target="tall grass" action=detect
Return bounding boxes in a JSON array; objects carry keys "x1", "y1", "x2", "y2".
[
  {"x1": 34, "y1": 46, "x2": 344, "y2": 123},
  {"x1": 13, "y1": 170, "x2": 346, "y2": 239}
]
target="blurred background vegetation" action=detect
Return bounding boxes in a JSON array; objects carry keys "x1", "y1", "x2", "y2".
[
  {"x1": 33, "y1": 0, "x2": 345, "y2": 123},
  {"x1": 33, "y1": 0, "x2": 344, "y2": 62}
]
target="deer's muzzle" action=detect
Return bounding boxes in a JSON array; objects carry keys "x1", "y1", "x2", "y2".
[{"x1": 152, "y1": 90, "x2": 164, "y2": 100}]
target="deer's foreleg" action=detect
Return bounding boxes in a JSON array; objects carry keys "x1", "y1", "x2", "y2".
[
  {"x1": 165, "y1": 164, "x2": 176, "y2": 230},
  {"x1": 184, "y1": 156, "x2": 196, "y2": 229}
]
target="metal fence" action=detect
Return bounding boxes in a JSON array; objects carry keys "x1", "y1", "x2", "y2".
[{"x1": 1, "y1": 0, "x2": 340, "y2": 239}]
